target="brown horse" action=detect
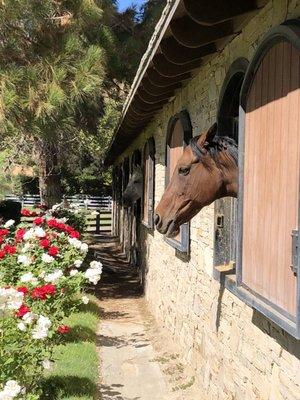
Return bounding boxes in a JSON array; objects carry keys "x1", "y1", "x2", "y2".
[{"x1": 155, "y1": 123, "x2": 238, "y2": 238}]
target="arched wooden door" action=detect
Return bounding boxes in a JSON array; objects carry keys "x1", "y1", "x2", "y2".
[{"x1": 238, "y1": 22, "x2": 300, "y2": 337}]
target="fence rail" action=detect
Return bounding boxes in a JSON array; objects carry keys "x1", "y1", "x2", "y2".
[
  {"x1": 4, "y1": 194, "x2": 112, "y2": 210},
  {"x1": 3, "y1": 194, "x2": 112, "y2": 234}
]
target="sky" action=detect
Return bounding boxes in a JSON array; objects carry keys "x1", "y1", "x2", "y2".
[{"x1": 117, "y1": 0, "x2": 146, "y2": 11}]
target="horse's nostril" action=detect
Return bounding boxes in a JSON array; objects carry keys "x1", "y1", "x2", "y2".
[{"x1": 154, "y1": 214, "x2": 160, "y2": 226}]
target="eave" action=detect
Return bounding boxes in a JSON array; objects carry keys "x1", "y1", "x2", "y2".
[{"x1": 104, "y1": 0, "x2": 267, "y2": 166}]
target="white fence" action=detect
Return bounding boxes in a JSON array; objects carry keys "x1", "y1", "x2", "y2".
[{"x1": 4, "y1": 194, "x2": 112, "y2": 211}]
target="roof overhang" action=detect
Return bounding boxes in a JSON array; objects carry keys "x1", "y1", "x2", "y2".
[{"x1": 104, "y1": 0, "x2": 267, "y2": 166}]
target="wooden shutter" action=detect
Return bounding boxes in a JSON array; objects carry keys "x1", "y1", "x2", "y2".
[
  {"x1": 143, "y1": 143, "x2": 150, "y2": 223},
  {"x1": 168, "y1": 120, "x2": 184, "y2": 242},
  {"x1": 238, "y1": 22, "x2": 300, "y2": 337},
  {"x1": 142, "y1": 138, "x2": 155, "y2": 229},
  {"x1": 165, "y1": 111, "x2": 192, "y2": 253}
]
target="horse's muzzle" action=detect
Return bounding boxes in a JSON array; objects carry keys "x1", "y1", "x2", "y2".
[{"x1": 155, "y1": 214, "x2": 178, "y2": 237}]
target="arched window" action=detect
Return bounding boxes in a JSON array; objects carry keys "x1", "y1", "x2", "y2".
[
  {"x1": 142, "y1": 138, "x2": 155, "y2": 229},
  {"x1": 214, "y1": 58, "x2": 248, "y2": 270},
  {"x1": 165, "y1": 110, "x2": 192, "y2": 253}
]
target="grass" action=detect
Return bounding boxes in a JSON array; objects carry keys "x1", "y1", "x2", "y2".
[{"x1": 43, "y1": 295, "x2": 100, "y2": 400}]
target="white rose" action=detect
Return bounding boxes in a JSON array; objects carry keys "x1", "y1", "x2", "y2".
[
  {"x1": 0, "y1": 288, "x2": 24, "y2": 311},
  {"x1": 42, "y1": 253, "x2": 54, "y2": 263},
  {"x1": 70, "y1": 269, "x2": 78, "y2": 277},
  {"x1": 0, "y1": 391, "x2": 13, "y2": 400},
  {"x1": 68, "y1": 237, "x2": 82, "y2": 249},
  {"x1": 17, "y1": 255, "x2": 31, "y2": 266},
  {"x1": 42, "y1": 359, "x2": 53, "y2": 370},
  {"x1": 74, "y1": 259, "x2": 83, "y2": 268},
  {"x1": 51, "y1": 203, "x2": 61, "y2": 211},
  {"x1": 80, "y1": 243, "x2": 88, "y2": 254},
  {"x1": 23, "y1": 228, "x2": 34, "y2": 241},
  {"x1": 3, "y1": 380, "x2": 22, "y2": 397},
  {"x1": 82, "y1": 295, "x2": 89, "y2": 304},
  {"x1": 44, "y1": 269, "x2": 63, "y2": 283},
  {"x1": 21, "y1": 243, "x2": 31, "y2": 253},
  {"x1": 32, "y1": 315, "x2": 51, "y2": 340},
  {"x1": 20, "y1": 272, "x2": 37, "y2": 284},
  {"x1": 89, "y1": 260, "x2": 102, "y2": 271},
  {"x1": 34, "y1": 227, "x2": 46, "y2": 238},
  {"x1": 22, "y1": 312, "x2": 36, "y2": 325},
  {"x1": 3, "y1": 219, "x2": 15, "y2": 228},
  {"x1": 84, "y1": 268, "x2": 101, "y2": 284},
  {"x1": 17, "y1": 322, "x2": 26, "y2": 332}
]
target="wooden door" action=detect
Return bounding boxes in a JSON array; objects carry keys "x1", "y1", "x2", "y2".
[
  {"x1": 168, "y1": 119, "x2": 184, "y2": 242},
  {"x1": 241, "y1": 39, "x2": 300, "y2": 318}
]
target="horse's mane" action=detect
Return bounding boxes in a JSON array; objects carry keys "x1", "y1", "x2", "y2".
[{"x1": 190, "y1": 135, "x2": 238, "y2": 165}]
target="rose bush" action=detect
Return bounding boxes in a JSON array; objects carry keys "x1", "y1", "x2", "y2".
[{"x1": 0, "y1": 211, "x2": 102, "y2": 399}]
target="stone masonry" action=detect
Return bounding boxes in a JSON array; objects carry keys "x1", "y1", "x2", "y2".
[{"x1": 114, "y1": 1, "x2": 300, "y2": 399}]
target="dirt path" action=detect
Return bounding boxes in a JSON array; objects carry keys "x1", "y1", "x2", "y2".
[{"x1": 90, "y1": 237, "x2": 197, "y2": 400}]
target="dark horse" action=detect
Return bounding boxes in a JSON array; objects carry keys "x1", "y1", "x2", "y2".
[
  {"x1": 122, "y1": 166, "x2": 143, "y2": 207},
  {"x1": 155, "y1": 123, "x2": 238, "y2": 238}
]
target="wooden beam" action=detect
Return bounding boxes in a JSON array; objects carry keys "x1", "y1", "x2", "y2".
[
  {"x1": 132, "y1": 97, "x2": 166, "y2": 113},
  {"x1": 152, "y1": 53, "x2": 201, "y2": 77},
  {"x1": 127, "y1": 106, "x2": 156, "y2": 119},
  {"x1": 184, "y1": 0, "x2": 258, "y2": 26},
  {"x1": 137, "y1": 88, "x2": 174, "y2": 104},
  {"x1": 170, "y1": 15, "x2": 234, "y2": 48},
  {"x1": 122, "y1": 118, "x2": 151, "y2": 130},
  {"x1": 147, "y1": 67, "x2": 190, "y2": 87},
  {"x1": 142, "y1": 77, "x2": 181, "y2": 96},
  {"x1": 160, "y1": 37, "x2": 216, "y2": 65}
]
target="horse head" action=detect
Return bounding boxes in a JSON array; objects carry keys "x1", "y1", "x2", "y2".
[
  {"x1": 122, "y1": 165, "x2": 143, "y2": 207},
  {"x1": 155, "y1": 123, "x2": 238, "y2": 238}
]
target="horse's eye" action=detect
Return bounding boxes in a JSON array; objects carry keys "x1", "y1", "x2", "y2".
[{"x1": 178, "y1": 166, "x2": 191, "y2": 175}]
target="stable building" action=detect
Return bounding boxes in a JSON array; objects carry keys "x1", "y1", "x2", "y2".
[{"x1": 104, "y1": 1, "x2": 300, "y2": 398}]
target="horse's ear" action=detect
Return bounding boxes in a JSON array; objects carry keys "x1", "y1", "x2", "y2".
[{"x1": 198, "y1": 122, "x2": 218, "y2": 148}]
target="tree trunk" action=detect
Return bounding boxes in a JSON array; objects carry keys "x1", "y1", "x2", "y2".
[{"x1": 37, "y1": 140, "x2": 62, "y2": 208}]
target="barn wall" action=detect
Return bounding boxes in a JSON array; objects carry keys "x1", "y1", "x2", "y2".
[{"x1": 114, "y1": 1, "x2": 300, "y2": 398}]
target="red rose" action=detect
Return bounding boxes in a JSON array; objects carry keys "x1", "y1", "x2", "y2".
[
  {"x1": 0, "y1": 250, "x2": 6, "y2": 259},
  {"x1": 33, "y1": 217, "x2": 44, "y2": 225},
  {"x1": 70, "y1": 230, "x2": 80, "y2": 239},
  {"x1": 48, "y1": 246, "x2": 59, "y2": 256},
  {"x1": 64, "y1": 225, "x2": 73, "y2": 234},
  {"x1": 57, "y1": 325, "x2": 71, "y2": 334},
  {"x1": 15, "y1": 228, "x2": 26, "y2": 242},
  {"x1": 3, "y1": 244, "x2": 16, "y2": 255},
  {"x1": 16, "y1": 304, "x2": 30, "y2": 318},
  {"x1": 0, "y1": 229, "x2": 9, "y2": 236},
  {"x1": 40, "y1": 238, "x2": 50, "y2": 248},
  {"x1": 17, "y1": 286, "x2": 29, "y2": 296},
  {"x1": 42, "y1": 284, "x2": 56, "y2": 296},
  {"x1": 21, "y1": 208, "x2": 31, "y2": 216},
  {"x1": 31, "y1": 287, "x2": 45, "y2": 300},
  {"x1": 47, "y1": 219, "x2": 59, "y2": 229},
  {"x1": 31, "y1": 284, "x2": 56, "y2": 300}
]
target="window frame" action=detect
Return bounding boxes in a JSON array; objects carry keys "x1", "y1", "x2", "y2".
[
  {"x1": 142, "y1": 138, "x2": 155, "y2": 230},
  {"x1": 164, "y1": 110, "x2": 192, "y2": 254},
  {"x1": 213, "y1": 58, "x2": 248, "y2": 275},
  {"x1": 236, "y1": 21, "x2": 300, "y2": 339}
]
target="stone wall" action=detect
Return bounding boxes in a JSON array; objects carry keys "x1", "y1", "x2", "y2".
[{"x1": 114, "y1": 1, "x2": 300, "y2": 398}]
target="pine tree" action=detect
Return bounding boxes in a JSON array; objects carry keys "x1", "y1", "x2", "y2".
[
  {"x1": 0, "y1": 0, "x2": 166, "y2": 203},
  {"x1": 0, "y1": 0, "x2": 112, "y2": 205}
]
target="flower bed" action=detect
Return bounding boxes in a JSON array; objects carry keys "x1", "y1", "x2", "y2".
[{"x1": 0, "y1": 210, "x2": 102, "y2": 399}]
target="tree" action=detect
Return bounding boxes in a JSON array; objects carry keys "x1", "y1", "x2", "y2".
[
  {"x1": 0, "y1": 0, "x2": 110, "y2": 205},
  {"x1": 0, "y1": 0, "x2": 166, "y2": 203}
]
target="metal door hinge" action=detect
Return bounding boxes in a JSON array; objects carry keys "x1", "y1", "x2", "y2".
[{"x1": 291, "y1": 229, "x2": 298, "y2": 276}]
